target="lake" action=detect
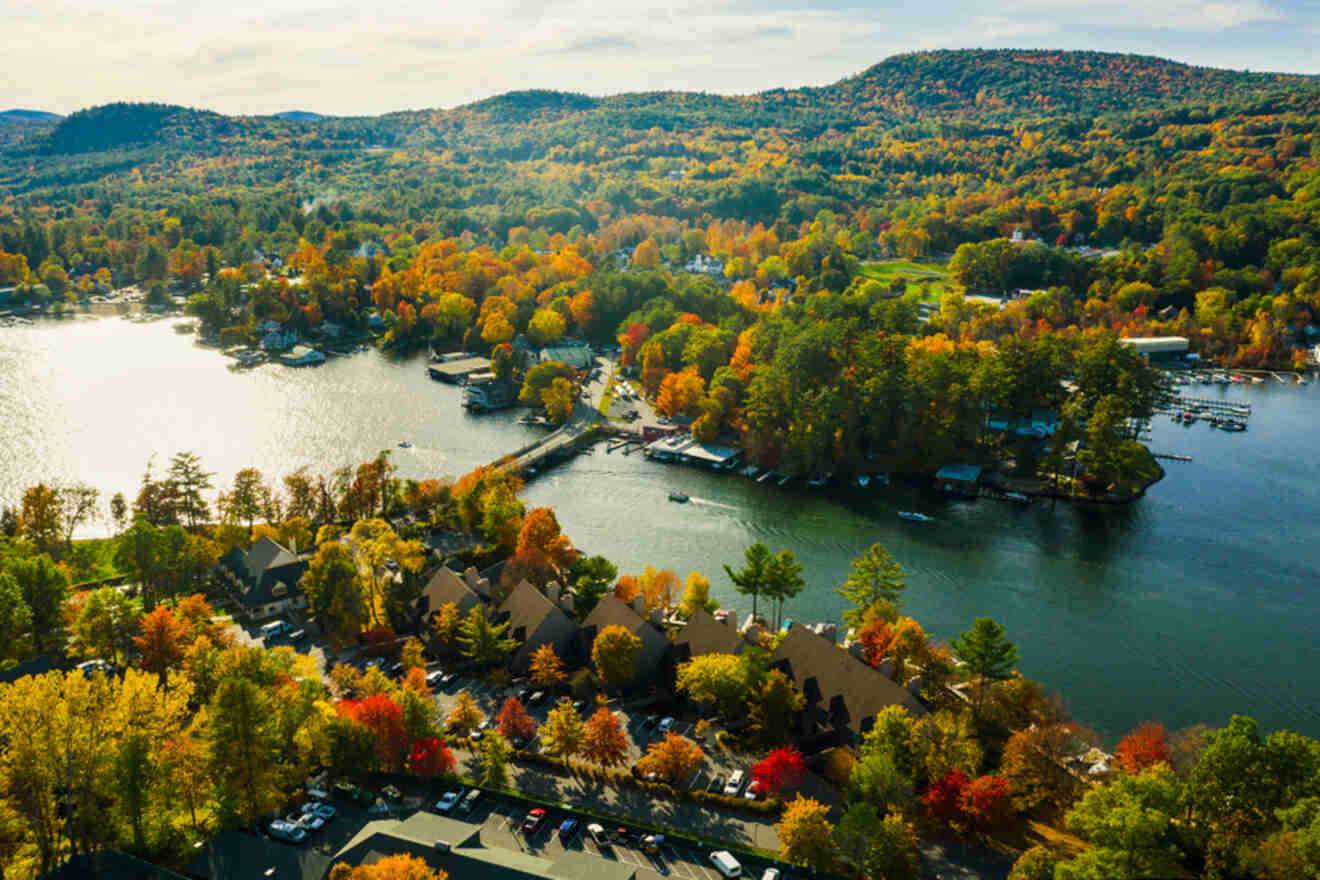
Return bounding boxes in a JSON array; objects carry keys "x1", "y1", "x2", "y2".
[{"x1": 3, "y1": 315, "x2": 1318, "y2": 742}]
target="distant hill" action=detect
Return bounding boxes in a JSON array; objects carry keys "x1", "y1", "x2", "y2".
[
  {"x1": 273, "y1": 110, "x2": 331, "y2": 121},
  {"x1": 0, "y1": 110, "x2": 63, "y2": 122},
  {"x1": 0, "y1": 109, "x2": 63, "y2": 148},
  {"x1": 41, "y1": 102, "x2": 233, "y2": 154},
  {"x1": 814, "y1": 49, "x2": 1319, "y2": 117}
]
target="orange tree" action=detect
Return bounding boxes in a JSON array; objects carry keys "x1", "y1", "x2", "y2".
[
  {"x1": 582, "y1": 706, "x2": 630, "y2": 768},
  {"x1": 637, "y1": 732, "x2": 703, "y2": 783}
]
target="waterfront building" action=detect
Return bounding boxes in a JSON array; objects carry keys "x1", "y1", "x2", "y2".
[
  {"x1": 1120, "y1": 336, "x2": 1190, "y2": 363},
  {"x1": 462, "y1": 371, "x2": 516, "y2": 411},
  {"x1": 278, "y1": 345, "x2": 326, "y2": 366},
  {"x1": 643, "y1": 434, "x2": 741, "y2": 470},
  {"x1": 934, "y1": 463, "x2": 983, "y2": 497},
  {"x1": 216, "y1": 537, "x2": 310, "y2": 620}
]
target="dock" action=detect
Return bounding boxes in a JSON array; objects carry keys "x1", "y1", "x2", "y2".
[{"x1": 1153, "y1": 453, "x2": 1193, "y2": 462}]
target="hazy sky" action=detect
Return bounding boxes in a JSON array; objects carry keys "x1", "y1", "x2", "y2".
[{"x1": 4, "y1": 0, "x2": 1316, "y2": 116}]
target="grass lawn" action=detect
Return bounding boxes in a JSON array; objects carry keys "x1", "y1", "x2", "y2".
[{"x1": 858, "y1": 259, "x2": 955, "y2": 303}]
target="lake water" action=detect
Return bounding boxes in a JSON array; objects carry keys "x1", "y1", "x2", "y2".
[{"x1": 3, "y1": 315, "x2": 1318, "y2": 742}]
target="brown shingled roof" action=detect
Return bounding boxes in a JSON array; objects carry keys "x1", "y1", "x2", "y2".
[{"x1": 770, "y1": 623, "x2": 926, "y2": 741}]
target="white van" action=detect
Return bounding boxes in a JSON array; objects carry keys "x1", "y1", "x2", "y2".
[
  {"x1": 709, "y1": 851, "x2": 742, "y2": 877},
  {"x1": 260, "y1": 620, "x2": 292, "y2": 641}
]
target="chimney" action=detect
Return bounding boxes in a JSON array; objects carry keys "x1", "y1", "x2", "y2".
[
  {"x1": 546, "y1": 582, "x2": 560, "y2": 603},
  {"x1": 905, "y1": 676, "x2": 923, "y2": 697},
  {"x1": 463, "y1": 567, "x2": 480, "y2": 589},
  {"x1": 629, "y1": 596, "x2": 646, "y2": 615},
  {"x1": 558, "y1": 593, "x2": 575, "y2": 614},
  {"x1": 845, "y1": 640, "x2": 866, "y2": 661},
  {"x1": 475, "y1": 577, "x2": 491, "y2": 597},
  {"x1": 649, "y1": 607, "x2": 664, "y2": 626},
  {"x1": 875, "y1": 659, "x2": 894, "y2": 679},
  {"x1": 817, "y1": 622, "x2": 837, "y2": 642}
]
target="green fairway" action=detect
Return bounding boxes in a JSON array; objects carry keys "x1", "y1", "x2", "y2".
[{"x1": 858, "y1": 259, "x2": 954, "y2": 302}]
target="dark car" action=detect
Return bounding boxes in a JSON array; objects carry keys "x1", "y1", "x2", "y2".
[
  {"x1": 518, "y1": 687, "x2": 534, "y2": 703},
  {"x1": 439, "y1": 672, "x2": 458, "y2": 686},
  {"x1": 706, "y1": 774, "x2": 725, "y2": 794},
  {"x1": 558, "y1": 817, "x2": 580, "y2": 841}
]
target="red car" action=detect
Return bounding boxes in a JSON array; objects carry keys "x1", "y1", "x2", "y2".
[{"x1": 522, "y1": 807, "x2": 548, "y2": 834}]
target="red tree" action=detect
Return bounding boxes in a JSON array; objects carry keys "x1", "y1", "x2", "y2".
[
  {"x1": 751, "y1": 746, "x2": 807, "y2": 797},
  {"x1": 495, "y1": 697, "x2": 537, "y2": 742},
  {"x1": 345, "y1": 694, "x2": 409, "y2": 771},
  {"x1": 921, "y1": 769, "x2": 970, "y2": 824},
  {"x1": 409, "y1": 737, "x2": 456, "y2": 780},
  {"x1": 362, "y1": 625, "x2": 398, "y2": 658},
  {"x1": 958, "y1": 775, "x2": 1013, "y2": 831},
  {"x1": 1115, "y1": 721, "x2": 1170, "y2": 774}
]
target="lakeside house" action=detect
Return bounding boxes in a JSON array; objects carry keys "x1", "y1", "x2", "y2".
[
  {"x1": 415, "y1": 564, "x2": 487, "y2": 629},
  {"x1": 463, "y1": 372, "x2": 516, "y2": 411},
  {"x1": 579, "y1": 595, "x2": 670, "y2": 688},
  {"x1": 770, "y1": 623, "x2": 927, "y2": 747},
  {"x1": 538, "y1": 343, "x2": 593, "y2": 370},
  {"x1": 427, "y1": 355, "x2": 492, "y2": 383},
  {"x1": 261, "y1": 321, "x2": 298, "y2": 351},
  {"x1": 493, "y1": 580, "x2": 580, "y2": 673},
  {"x1": 217, "y1": 537, "x2": 310, "y2": 620},
  {"x1": 669, "y1": 609, "x2": 750, "y2": 666}
]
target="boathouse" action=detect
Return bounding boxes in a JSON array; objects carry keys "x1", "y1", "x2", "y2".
[
  {"x1": 643, "y1": 434, "x2": 741, "y2": 470},
  {"x1": 935, "y1": 463, "x2": 982, "y2": 497},
  {"x1": 1120, "y1": 336, "x2": 1189, "y2": 363},
  {"x1": 427, "y1": 355, "x2": 491, "y2": 383}
]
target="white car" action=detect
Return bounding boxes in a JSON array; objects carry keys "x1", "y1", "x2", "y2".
[
  {"x1": 709, "y1": 850, "x2": 742, "y2": 877},
  {"x1": 268, "y1": 819, "x2": 307, "y2": 844},
  {"x1": 302, "y1": 801, "x2": 336, "y2": 820},
  {"x1": 293, "y1": 812, "x2": 325, "y2": 832},
  {"x1": 724, "y1": 769, "x2": 745, "y2": 797},
  {"x1": 658, "y1": 717, "x2": 675, "y2": 734},
  {"x1": 434, "y1": 790, "x2": 463, "y2": 813},
  {"x1": 760, "y1": 869, "x2": 781, "y2": 880}
]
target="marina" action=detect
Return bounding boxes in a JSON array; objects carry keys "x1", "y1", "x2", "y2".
[{"x1": 3, "y1": 318, "x2": 1320, "y2": 741}]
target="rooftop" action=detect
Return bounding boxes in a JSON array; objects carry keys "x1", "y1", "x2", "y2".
[
  {"x1": 934, "y1": 463, "x2": 983, "y2": 482},
  {"x1": 645, "y1": 435, "x2": 741, "y2": 465}
]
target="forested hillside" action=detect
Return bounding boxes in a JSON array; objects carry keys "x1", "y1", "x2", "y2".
[{"x1": 2, "y1": 48, "x2": 1319, "y2": 483}]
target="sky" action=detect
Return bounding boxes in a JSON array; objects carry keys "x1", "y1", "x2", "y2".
[{"x1": 3, "y1": 0, "x2": 1318, "y2": 117}]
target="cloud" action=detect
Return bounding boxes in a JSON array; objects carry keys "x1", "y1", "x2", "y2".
[{"x1": 0, "y1": 0, "x2": 1314, "y2": 115}]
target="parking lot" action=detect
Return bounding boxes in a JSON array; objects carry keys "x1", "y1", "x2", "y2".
[
  {"x1": 470, "y1": 792, "x2": 787, "y2": 880},
  {"x1": 429, "y1": 671, "x2": 748, "y2": 781}
]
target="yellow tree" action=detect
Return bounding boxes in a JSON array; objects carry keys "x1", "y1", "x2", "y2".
[
  {"x1": 538, "y1": 702, "x2": 585, "y2": 758},
  {"x1": 542, "y1": 378, "x2": 575, "y2": 425},
  {"x1": 777, "y1": 796, "x2": 835, "y2": 871},
  {"x1": 637, "y1": 733, "x2": 703, "y2": 783},
  {"x1": 481, "y1": 311, "x2": 515, "y2": 346},
  {"x1": 329, "y1": 853, "x2": 448, "y2": 880},
  {"x1": 582, "y1": 707, "x2": 630, "y2": 768},
  {"x1": 592, "y1": 625, "x2": 641, "y2": 688},
  {"x1": 517, "y1": 508, "x2": 562, "y2": 556},
  {"x1": 639, "y1": 565, "x2": 679, "y2": 614},
  {"x1": 528, "y1": 309, "x2": 567, "y2": 346},
  {"x1": 347, "y1": 519, "x2": 426, "y2": 626},
  {"x1": 678, "y1": 571, "x2": 716, "y2": 618},
  {"x1": 529, "y1": 644, "x2": 566, "y2": 691},
  {"x1": 445, "y1": 692, "x2": 485, "y2": 735}
]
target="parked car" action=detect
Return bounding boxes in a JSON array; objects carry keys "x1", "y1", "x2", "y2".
[
  {"x1": 268, "y1": 819, "x2": 307, "y2": 844},
  {"x1": 518, "y1": 687, "x2": 534, "y2": 703},
  {"x1": 289, "y1": 811, "x2": 324, "y2": 832},
  {"x1": 76, "y1": 659, "x2": 115, "y2": 676},
  {"x1": 305, "y1": 787, "x2": 330, "y2": 802},
  {"x1": 640, "y1": 715, "x2": 658, "y2": 730},
  {"x1": 724, "y1": 770, "x2": 745, "y2": 797},
  {"x1": 529, "y1": 690, "x2": 546, "y2": 705},
  {"x1": 707, "y1": 774, "x2": 725, "y2": 794},
  {"x1": 333, "y1": 781, "x2": 373, "y2": 806},
  {"x1": 760, "y1": 869, "x2": 781, "y2": 880},
  {"x1": 743, "y1": 780, "x2": 763, "y2": 801},
  {"x1": 458, "y1": 789, "x2": 482, "y2": 814},
  {"x1": 434, "y1": 790, "x2": 463, "y2": 813},
  {"x1": 468, "y1": 729, "x2": 485, "y2": 743},
  {"x1": 558, "y1": 817, "x2": 580, "y2": 841},
  {"x1": 426, "y1": 670, "x2": 444, "y2": 688},
  {"x1": 641, "y1": 833, "x2": 665, "y2": 854},
  {"x1": 287, "y1": 628, "x2": 307, "y2": 642},
  {"x1": 522, "y1": 807, "x2": 548, "y2": 834},
  {"x1": 439, "y1": 671, "x2": 458, "y2": 686},
  {"x1": 587, "y1": 823, "x2": 609, "y2": 847},
  {"x1": 302, "y1": 801, "x2": 336, "y2": 820},
  {"x1": 709, "y1": 850, "x2": 743, "y2": 877},
  {"x1": 658, "y1": 717, "x2": 675, "y2": 734}
]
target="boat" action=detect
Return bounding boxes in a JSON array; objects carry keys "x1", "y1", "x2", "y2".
[
  {"x1": 1003, "y1": 491, "x2": 1032, "y2": 504},
  {"x1": 854, "y1": 475, "x2": 871, "y2": 489},
  {"x1": 668, "y1": 491, "x2": 690, "y2": 503},
  {"x1": 397, "y1": 441, "x2": 412, "y2": 448},
  {"x1": 777, "y1": 473, "x2": 792, "y2": 487},
  {"x1": 874, "y1": 473, "x2": 891, "y2": 487},
  {"x1": 807, "y1": 474, "x2": 828, "y2": 488},
  {"x1": 897, "y1": 511, "x2": 932, "y2": 523},
  {"x1": 741, "y1": 464, "x2": 759, "y2": 478}
]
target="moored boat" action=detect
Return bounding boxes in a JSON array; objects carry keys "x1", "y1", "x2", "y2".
[
  {"x1": 668, "y1": 491, "x2": 690, "y2": 503},
  {"x1": 897, "y1": 511, "x2": 932, "y2": 523}
]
